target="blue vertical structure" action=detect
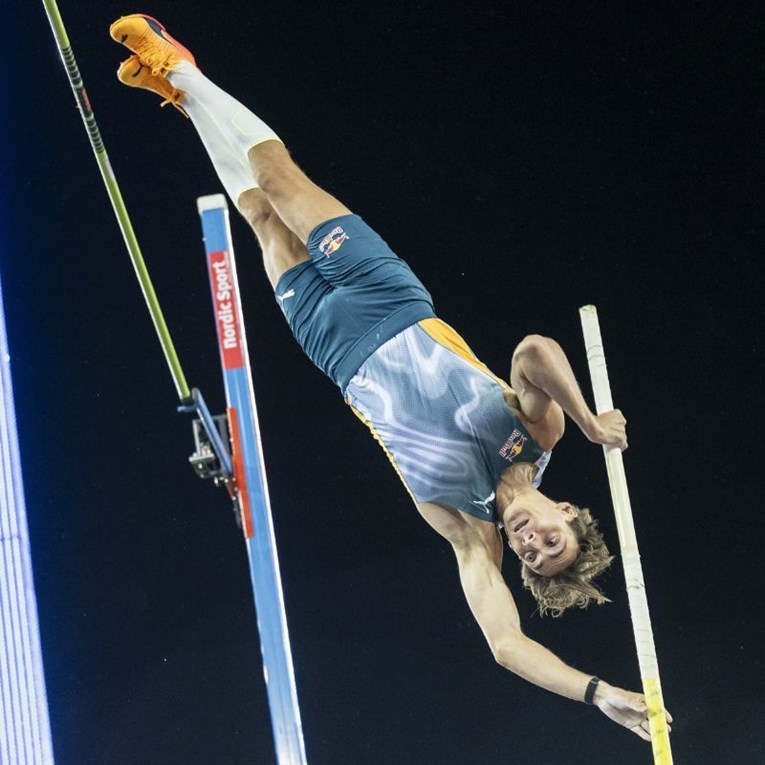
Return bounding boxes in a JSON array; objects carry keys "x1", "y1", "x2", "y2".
[
  {"x1": 0, "y1": 274, "x2": 55, "y2": 765},
  {"x1": 197, "y1": 195, "x2": 308, "y2": 765}
]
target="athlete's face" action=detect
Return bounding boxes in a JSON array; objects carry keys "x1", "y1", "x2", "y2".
[{"x1": 506, "y1": 496, "x2": 579, "y2": 577}]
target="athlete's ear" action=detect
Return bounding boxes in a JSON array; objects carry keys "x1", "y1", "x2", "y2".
[{"x1": 555, "y1": 502, "x2": 579, "y2": 520}]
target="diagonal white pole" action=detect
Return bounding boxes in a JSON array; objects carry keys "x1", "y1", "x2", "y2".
[{"x1": 579, "y1": 305, "x2": 672, "y2": 765}]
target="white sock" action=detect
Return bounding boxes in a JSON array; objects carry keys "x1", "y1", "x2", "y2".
[
  {"x1": 169, "y1": 61, "x2": 282, "y2": 157},
  {"x1": 181, "y1": 91, "x2": 256, "y2": 206}
]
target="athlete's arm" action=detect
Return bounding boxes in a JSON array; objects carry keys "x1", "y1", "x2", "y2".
[
  {"x1": 510, "y1": 334, "x2": 627, "y2": 450},
  {"x1": 417, "y1": 502, "x2": 661, "y2": 738},
  {"x1": 453, "y1": 523, "x2": 663, "y2": 738},
  {"x1": 452, "y1": 523, "x2": 602, "y2": 700}
]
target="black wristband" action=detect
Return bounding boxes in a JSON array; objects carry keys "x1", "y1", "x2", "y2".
[{"x1": 584, "y1": 676, "x2": 600, "y2": 705}]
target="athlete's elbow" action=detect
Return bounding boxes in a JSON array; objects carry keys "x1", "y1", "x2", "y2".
[
  {"x1": 490, "y1": 632, "x2": 527, "y2": 670},
  {"x1": 512, "y1": 334, "x2": 559, "y2": 369}
]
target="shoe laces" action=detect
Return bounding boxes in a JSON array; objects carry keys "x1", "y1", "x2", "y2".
[
  {"x1": 133, "y1": 29, "x2": 177, "y2": 78},
  {"x1": 160, "y1": 90, "x2": 189, "y2": 118}
]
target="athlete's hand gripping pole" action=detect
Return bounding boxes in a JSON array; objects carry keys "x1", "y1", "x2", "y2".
[{"x1": 579, "y1": 305, "x2": 673, "y2": 764}]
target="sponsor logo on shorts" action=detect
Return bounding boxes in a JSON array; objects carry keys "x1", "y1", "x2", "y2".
[
  {"x1": 499, "y1": 429, "x2": 527, "y2": 462},
  {"x1": 319, "y1": 226, "x2": 349, "y2": 257}
]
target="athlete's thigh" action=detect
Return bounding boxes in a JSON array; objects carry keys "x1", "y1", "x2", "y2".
[{"x1": 250, "y1": 141, "x2": 352, "y2": 243}]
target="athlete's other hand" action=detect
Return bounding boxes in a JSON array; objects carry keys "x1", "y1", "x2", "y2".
[
  {"x1": 595, "y1": 683, "x2": 673, "y2": 741},
  {"x1": 586, "y1": 409, "x2": 627, "y2": 450}
]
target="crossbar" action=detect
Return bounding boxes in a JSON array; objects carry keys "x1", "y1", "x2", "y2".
[{"x1": 41, "y1": 0, "x2": 191, "y2": 402}]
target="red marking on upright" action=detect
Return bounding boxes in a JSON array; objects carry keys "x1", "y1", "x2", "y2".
[
  {"x1": 228, "y1": 407, "x2": 254, "y2": 538},
  {"x1": 208, "y1": 250, "x2": 244, "y2": 370}
]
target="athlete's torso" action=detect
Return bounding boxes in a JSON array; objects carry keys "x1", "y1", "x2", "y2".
[{"x1": 345, "y1": 319, "x2": 551, "y2": 523}]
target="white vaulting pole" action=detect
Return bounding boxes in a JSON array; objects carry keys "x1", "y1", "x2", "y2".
[{"x1": 579, "y1": 306, "x2": 672, "y2": 765}]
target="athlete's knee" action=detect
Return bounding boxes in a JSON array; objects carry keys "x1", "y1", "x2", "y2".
[
  {"x1": 248, "y1": 140, "x2": 304, "y2": 197},
  {"x1": 238, "y1": 188, "x2": 273, "y2": 229}
]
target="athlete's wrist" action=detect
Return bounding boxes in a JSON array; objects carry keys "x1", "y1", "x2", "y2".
[
  {"x1": 578, "y1": 410, "x2": 600, "y2": 442},
  {"x1": 591, "y1": 679, "x2": 613, "y2": 707}
]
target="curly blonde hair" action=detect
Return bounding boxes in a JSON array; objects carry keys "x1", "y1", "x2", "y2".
[{"x1": 520, "y1": 506, "x2": 614, "y2": 617}]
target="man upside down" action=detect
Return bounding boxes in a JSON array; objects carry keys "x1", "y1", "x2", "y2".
[{"x1": 110, "y1": 12, "x2": 672, "y2": 742}]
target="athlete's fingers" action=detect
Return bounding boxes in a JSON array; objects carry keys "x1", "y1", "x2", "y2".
[{"x1": 632, "y1": 724, "x2": 651, "y2": 742}]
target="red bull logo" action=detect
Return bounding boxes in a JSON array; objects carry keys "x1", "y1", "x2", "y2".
[
  {"x1": 319, "y1": 226, "x2": 349, "y2": 257},
  {"x1": 499, "y1": 429, "x2": 527, "y2": 462}
]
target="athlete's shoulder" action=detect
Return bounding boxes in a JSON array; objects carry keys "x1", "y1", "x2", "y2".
[{"x1": 416, "y1": 500, "x2": 499, "y2": 548}]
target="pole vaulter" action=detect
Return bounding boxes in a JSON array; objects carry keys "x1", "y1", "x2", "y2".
[
  {"x1": 44, "y1": 3, "x2": 674, "y2": 759},
  {"x1": 42, "y1": 3, "x2": 307, "y2": 762},
  {"x1": 580, "y1": 306, "x2": 673, "y2": 765}
]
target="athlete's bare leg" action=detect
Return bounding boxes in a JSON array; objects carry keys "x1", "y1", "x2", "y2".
[
  {"x1": 237, "y1": 188, "x2": 310, "y2": 288},
  {"x1": 246, "y1": 140, "x2": 352, "y2": 246},
  {"x1": 110, "y1": 16, "x2": 351, "y2": 251}
]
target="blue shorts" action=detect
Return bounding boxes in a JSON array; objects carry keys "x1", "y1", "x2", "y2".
[{"x1": 274, "y1": 214, "x2": 436, "y2": 391}]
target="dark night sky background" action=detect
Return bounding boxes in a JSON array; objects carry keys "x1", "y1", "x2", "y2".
[{"x1": 4, "y1": 2, "x2": 764, "y2": 763}]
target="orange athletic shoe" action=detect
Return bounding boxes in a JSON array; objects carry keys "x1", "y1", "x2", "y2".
[
  {"x1": 116, "y1": 55, "x2": 189, "y2": 116},
  {"x1": 110, "y1": 14, "x2": 196, "y2": 77}
]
